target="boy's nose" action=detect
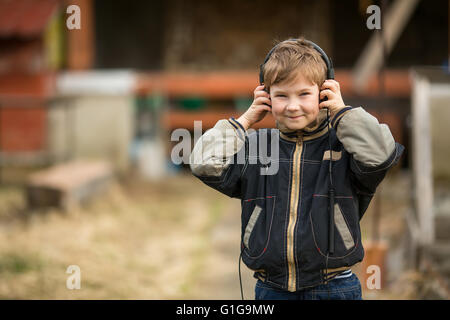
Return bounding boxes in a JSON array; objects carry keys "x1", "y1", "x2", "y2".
[{"x1": 286, "y1": 102, "x2": 301, "y2": 112}]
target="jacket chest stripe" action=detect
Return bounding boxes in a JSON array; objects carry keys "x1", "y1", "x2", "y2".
[{"x1": 287, "y1": 140, "x2": 303, "y2": 292}]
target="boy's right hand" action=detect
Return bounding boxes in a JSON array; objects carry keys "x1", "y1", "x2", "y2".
[{"x1": 236, "y1": 85, "x2": 272, "y2": 130}]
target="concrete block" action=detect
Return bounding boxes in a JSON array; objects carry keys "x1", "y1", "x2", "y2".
[{"x1": 26, "y1": 160, "x2": 113, "y2": 211}]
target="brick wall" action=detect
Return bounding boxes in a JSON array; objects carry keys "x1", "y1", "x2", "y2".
[{"x1": 0, "y1": 107, "x2": 47, "y2": 152}]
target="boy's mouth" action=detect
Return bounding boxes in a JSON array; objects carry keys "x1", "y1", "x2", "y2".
[{"x1": 287, "y1": 115, "x2": 304, "y2": 120}]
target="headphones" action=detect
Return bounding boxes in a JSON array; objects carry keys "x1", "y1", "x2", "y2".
[{"x1": 259, "y1": 38, "x2": 334, "y2": 86}]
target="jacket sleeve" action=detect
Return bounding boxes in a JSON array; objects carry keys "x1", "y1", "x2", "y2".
[
  {"x1": 189, "y1": 118, "x2": 247, "y2": 199},
  {"x1": 332, "y1": 107, "x2": 405, "y2": 217}
]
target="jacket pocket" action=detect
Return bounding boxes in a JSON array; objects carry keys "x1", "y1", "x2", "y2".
[
  {"x1": 241, "y1": 196, "x2": 276, "y2": 259},
  {"x1": 309, "y1": 196, "x2": 358, "y2": 259},
  {"x1": 243, "y1": 205, "x2": 262, "y2": 249},
  {"x1": 334, "y1": 203, "x2": 355, "y2": 251}
]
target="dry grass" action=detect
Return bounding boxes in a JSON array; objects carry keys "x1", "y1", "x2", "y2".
[
  {"x1": 0, "y1": 173, "x2": 228, "y2": 299},
  {"x1": 0, "y1": 169, "x2": 427, "y2": 300}
]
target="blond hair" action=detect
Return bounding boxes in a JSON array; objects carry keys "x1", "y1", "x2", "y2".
[{"x1": 262, "y1": 38, "x2": 327, "y2": 91}]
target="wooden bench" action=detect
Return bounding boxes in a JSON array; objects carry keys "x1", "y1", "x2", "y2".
[{"x1": 26, "y1": 160, "x2": 113, "y2": 211}]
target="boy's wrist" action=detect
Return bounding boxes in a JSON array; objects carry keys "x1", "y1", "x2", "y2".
[
  {"x1": 329, "y1": 105, "x2": 347, "y2": 119},
  {"x1": 236, "y1": 115, "x2": 251, "y2": 130},
  {"x1": 330, "y1": 106, "x2": 353, "y2": 129}
]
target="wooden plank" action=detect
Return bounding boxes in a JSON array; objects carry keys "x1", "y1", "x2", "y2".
[
  {"x1": 26, "y1": 160, "x2": 113, "y2": 210},
  {"x1": 162, "y1": 110, "x2": 276, "y2": 131},
  {"x1": 135, "y1": 70, "x2": 411, "y2": 99},
  {"x1": 352, "y1": 0, "x2": 420, "y2": 93},
  {"x1": 411, "y1": 71, "x2": 434, "y2": 245}
]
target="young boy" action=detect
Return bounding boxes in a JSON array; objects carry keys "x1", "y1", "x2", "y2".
[{"x1": 189, "y1": 38, "x2": 404, "y2": 300}]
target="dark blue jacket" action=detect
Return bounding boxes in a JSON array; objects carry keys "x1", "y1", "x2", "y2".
[{"x1": 190, "y1": 107, "x2": 404, "y2": 291}]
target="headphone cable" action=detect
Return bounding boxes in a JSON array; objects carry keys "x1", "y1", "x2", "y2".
[
  {"x1": 326, "y1": 108, "x2": 333, "y2": 299},
  {"x1": 327, "y1": 108, "x2": 335, "y2": 256},
  {"x1": 239, "y1": 250, "x2": 244, "y2": 300}
]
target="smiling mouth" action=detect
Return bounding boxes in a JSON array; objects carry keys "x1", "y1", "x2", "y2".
[{"x1": 288, "y1": 115, "x2": 304, "y2": 120}]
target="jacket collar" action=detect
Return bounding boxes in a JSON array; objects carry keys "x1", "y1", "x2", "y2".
[{"x1": 278, "y1": 109, "x2": 330, "y2": 142}]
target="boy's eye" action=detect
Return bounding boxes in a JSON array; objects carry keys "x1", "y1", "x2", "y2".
[
  {"x1": 276, "y1": 94, "x2": 286, "y2": 98},
  {"x1": 300, "y1": 92, "x2": 310, "y2": 96}
]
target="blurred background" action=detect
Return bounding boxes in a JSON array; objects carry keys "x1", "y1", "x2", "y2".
[{"x1": 0, "y1": 0, "x2": 448, "y2": 299}]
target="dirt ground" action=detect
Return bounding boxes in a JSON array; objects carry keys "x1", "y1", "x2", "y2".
[{"x1": 0, "y1": 169, "x2": 429, "y2": 299}]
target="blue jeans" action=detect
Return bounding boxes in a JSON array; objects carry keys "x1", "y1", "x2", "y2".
[{"x1": 255, "y1": 274, "x2": 363, "y2": 300}]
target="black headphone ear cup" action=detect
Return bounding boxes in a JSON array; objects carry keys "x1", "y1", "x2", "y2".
[
  {"x1": 264, "y1": 90, "x2": 271, "y2": 108},
  {"x1": 259, "y1": 64, "x2": 265, "y2": 85},
  {"x1": 265, "y1": 87, "x2": 272, "y2": 107}
]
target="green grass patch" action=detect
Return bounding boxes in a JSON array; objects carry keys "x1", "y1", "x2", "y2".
[{"x1": 0, "y1": 252, "x2": 43, "y2": 274}]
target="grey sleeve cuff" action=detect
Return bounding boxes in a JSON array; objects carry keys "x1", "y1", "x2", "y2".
[{"x1": 189, "y1": 119, "x2": 246, "y2": 177}]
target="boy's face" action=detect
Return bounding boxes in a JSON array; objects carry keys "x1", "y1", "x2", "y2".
[{"x1": 270, "y1": 72, "x2": 320, "y2": 131}]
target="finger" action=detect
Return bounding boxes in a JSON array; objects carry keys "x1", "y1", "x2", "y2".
[
  {"x1": 321, "y1": 80, "x2": 339, "y2": 91},
  {"x1": 256, "y1": 107, "x2": 271, "y2": 115},
  {"x1": 332, "y1": 80, "x2": 340, "y2": 89},
  {"x1": 254, "y1": 85, "x2": 266, "y2": 93},
  {"x1": 254, "y1": 97, "x2": 272, "y2": 105},
  {"x1": 258, "y1": 104, "x2": 272, "y2": 111},
  {"x1": 321, "y1": 80, "x2": 334, "y2": 90},
  {"x1": 320, "y1": 89, "x2": 334, "y2": 100},
  {"x1": 255, "y1": 90, "x2": 271, "y2": 98},
  {"x1": 323, "y1": 79, "x2": 339, "y2": 86},
  {"x1": 319, "y1": 99, "x2": 333, "y2": 109},
  {"x1": 255, "y1": 101, "x2": 272, "y2": 111}
]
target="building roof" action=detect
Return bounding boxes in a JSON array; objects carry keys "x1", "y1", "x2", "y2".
[{"x1": 0, "y1": 0, "x2": 59, "y2": 38}]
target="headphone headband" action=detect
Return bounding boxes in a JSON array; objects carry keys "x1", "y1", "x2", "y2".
[{"x1": 259, "y1": 38, "x2": 334, "y2": 85}]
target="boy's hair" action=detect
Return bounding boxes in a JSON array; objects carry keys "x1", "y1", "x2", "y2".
[{"x1": 262, "y1": 37, "x2": 327, "y2": 91}]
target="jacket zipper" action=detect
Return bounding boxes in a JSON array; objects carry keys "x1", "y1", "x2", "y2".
[{"x1": 286, "y1": 137, "x2": 303, "y2": 292}]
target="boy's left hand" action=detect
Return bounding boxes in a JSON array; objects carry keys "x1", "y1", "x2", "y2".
[{"x1": 319, "y1": 80, "x2": 346, "y2": 118}]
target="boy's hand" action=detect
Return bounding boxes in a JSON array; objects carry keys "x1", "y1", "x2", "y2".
[
  {"x1": 319, "y1": 80, "x2": 346, "y2": 118},
  {"x1": 236, "y1": 85, "x2": 272, "y2": 130}
]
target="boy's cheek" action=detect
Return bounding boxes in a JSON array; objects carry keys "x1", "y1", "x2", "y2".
[
  {"x1": 271, "y1": 109, "x2": 285, "y2": 124},
  {"x1": 313, "y1": 103, "x2": 320, "y2": 115},
  {"x1": 270, "y1": 103, "x2": 283, "y2": 116},
  {"x1": 304, "y1": 102, "x2": 320, "y2": 116}
]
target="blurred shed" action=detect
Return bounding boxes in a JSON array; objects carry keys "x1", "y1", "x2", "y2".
[
  {"x1": 0, "y1": 0, "x2": 62, "y2": 183},
  {"x1": 409, "y1": 67, "x2": 450, "y2": 293},
  {"x1": 0, "y1": 0, "x2": 133, "y2": 183},
  {"x1": 52, "y1": 70, "x2": 135, "y2": 173}
]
